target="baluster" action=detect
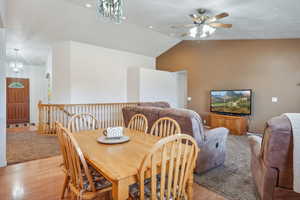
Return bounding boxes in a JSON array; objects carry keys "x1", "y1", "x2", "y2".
[
  {"x1": 107, "y1": 104, "x2": 110, "y2": 128},
  {"x1": 113, "y1": 104, "x2": 116, "y2": 126},
  {"x1": 38, "y1": 102, "x2": 139, "y2": 135}
]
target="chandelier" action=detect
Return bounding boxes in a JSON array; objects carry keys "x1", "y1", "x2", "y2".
[
  {"x1": 9, "y1": 49, "x2": 24, "y2": 73},
  {"x1": 96, "y1": 0, "x2": 124, "y2": 24}
]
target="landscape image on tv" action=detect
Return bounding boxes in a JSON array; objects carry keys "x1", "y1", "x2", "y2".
[{"x1": 211, "y1": 90, "x2": 251, "y2": 115}]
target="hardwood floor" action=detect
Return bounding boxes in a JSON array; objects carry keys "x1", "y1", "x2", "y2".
[
  {"x1": 7, "y1": 126, "x2": 37, "y2": 134},
  {"x1": 0, "y1": 156, "x2": 227, "y2": 200}
]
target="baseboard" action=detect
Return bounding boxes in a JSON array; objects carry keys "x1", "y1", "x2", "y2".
[{"x1": 0, "y1": 159, "x2": 7, "y2": 167}]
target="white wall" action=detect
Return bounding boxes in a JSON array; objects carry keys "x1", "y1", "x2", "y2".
[
  {"x1": 127, "y1": 67, "x2": 140, "y2": 102},
  {"x1": 51, "y1": 41, "x2": 155, "y2": 104},
  {"x1": 127, "y1": 68, "x2": 180, "y2": 108},
  {"x1": 51, "y1": 41, "x2": 71, "y2": 104},
  {"x1": 0, "y1": 28, "x2": 6, "y2": 167},
  {"x1": 139, "y1": 68, "x2": 178, "y2": 107},
  {"x1": 6, "y1": 64, "x2": 48, "y2": 124}
]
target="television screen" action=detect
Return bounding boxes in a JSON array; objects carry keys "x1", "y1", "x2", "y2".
[{"x1": 210, "y1": 90, "x2": 252, "y2": 115}]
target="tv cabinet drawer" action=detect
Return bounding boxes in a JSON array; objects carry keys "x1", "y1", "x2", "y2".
[{"x1": 210, "y1": 113, "x2": 248, "y2": 135}]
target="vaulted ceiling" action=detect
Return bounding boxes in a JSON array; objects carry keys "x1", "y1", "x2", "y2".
[
  {"x1": 4, "y1": 0, "x2": 180, "y2": 65},
  {"x1": 3, "y1": 0, "x2": 300, "y2": 65}
]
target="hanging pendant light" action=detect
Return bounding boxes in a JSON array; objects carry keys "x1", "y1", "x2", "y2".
[
  {"x1": 10, "y1": 49, "x2": 24, "y2": 74},
  {"x1": 96, "y1": 0, "x2": 124, "y2": 24}
]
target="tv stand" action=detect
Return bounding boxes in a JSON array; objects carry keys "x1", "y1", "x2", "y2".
[{"x1": 210, "y1": 113, "x2": 248, "y2": 135}]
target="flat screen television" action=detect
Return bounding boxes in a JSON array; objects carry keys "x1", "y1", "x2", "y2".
[{"x1": 210, "y1": 89, "x2": 252, "y2": 116}]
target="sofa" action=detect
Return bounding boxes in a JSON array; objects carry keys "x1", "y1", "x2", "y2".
[
  {"x1": 122, "y1": 102, "x2": 229, "y2": 174},
  {"x1": 248, "y1": 115, "x2": 300, "y2": 200}
]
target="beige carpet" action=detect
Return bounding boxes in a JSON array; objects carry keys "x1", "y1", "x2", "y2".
[
  {"x1": 195, "y1": 135, "x2": 259, "y2": 200},
  {"x1": 7, "y1": 131, "x2": 61, "y2": 165}
]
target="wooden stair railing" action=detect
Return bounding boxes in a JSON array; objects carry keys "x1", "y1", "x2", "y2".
[{"x1": 38, "y1": 101, "x2": 139, "y2": 135}]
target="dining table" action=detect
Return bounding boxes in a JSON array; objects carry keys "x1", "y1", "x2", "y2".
[{"x1": 72, "y1": 128, "x2": 194, "y2": 200}]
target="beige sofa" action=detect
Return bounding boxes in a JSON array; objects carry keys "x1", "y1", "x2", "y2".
[{"x1": 122, "y1": 102, "x2": 229, "y2": 174}]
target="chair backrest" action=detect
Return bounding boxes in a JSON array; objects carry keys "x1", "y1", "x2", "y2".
[
  {"x1": 56, "y1": 122, "x2": 70, "y2": 172},
  {"x1": 68, "y1": 113, "x2": 99, "y2": 133},
  {"x1": 128, "y1": 114, "x2": 148, "y2": 133},
  {"x1": 150, "y1": 117, "x2": 181, "y2": 137},
  {"x1": 58, "y1": 125, "x2": 96, "y2": 192},
  {"x1": 138, "y1": 134, "x2": 199, "y2": 200}
]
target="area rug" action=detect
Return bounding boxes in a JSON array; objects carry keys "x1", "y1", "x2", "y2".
[
  {"x1": 7, "y1": 131, "x2": 61, "y2": 165},
  {"x1": 195, "y1": 135, "x2": 260, "y2": 200}
]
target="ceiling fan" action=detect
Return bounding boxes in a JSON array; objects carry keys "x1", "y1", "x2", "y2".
[{"x1": 171, "y1": 8, "x2": 232, "y2": 38}]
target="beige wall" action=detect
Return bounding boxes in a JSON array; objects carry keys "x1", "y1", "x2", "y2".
[{"x1": 156, "y1": 40, "x2": 300, "y2": 133}]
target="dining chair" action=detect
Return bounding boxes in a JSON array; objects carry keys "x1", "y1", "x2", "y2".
[
  {"x1": 56, "y1": 122, "x2": 70, "y2": 199},
  {"x1": 58, "y1": 124, "x2": 112, "y2": 200},
  {"x1": 150, "y1": 117, "x2": 181, "y2": 137},
  {"x1": 128, "y1": 114, "x2": 148, "y2": 133},
  {"x1": 67, "y1": 113, "x2": 99, "y2": 133},
  {"x1": 130, "y1": 134, "x2": 199, "y2": 200}
]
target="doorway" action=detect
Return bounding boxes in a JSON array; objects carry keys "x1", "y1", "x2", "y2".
[
  {"x1": 176, "y1": 71, "x2": 188, "y2": 108},
  {"x1": 6, "y1": 78, "x2": 30, "y2": 126}
]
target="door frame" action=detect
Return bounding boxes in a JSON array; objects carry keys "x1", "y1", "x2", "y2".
[
  {"x1": 175, "y1": 70, "x2": 188, "y2": 109},
  {"x1": 6, "y1": 77, "x2": 30, "y2": 125}
]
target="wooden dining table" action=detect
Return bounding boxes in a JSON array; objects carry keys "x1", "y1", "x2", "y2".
[{"x1": 72, "y1": 128, "x2": 194, "y2": 200}]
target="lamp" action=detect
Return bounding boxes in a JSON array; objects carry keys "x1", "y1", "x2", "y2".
[{"x1": 10, "y1": 49, "x2": 24, "y2": 73}]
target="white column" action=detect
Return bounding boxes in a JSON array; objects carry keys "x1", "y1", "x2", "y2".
[{"x1": 0, "y1": 28, "x2": 6, "y2": 167}]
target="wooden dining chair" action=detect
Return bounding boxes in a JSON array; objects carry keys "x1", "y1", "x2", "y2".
[
  {"x1": 150, "y1": 117, "x2": 181, "y2": 137},
  {"x1": 56, "y1": 122, "x2": 70, "y2": 199},
  {"x1": 67, "y1": 113, "x2": 99, "y2": 133},
  {"x1": 130, "y1": 134, "x2": 199, "y2": 200},
  {"x1": 128, "y1": 114, "x2": 148, "y2": 133},
  {"x1": 58, "y1": 124, "x2": 112, "y2": 200}
]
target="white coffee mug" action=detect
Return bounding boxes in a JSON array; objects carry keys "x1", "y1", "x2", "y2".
[{"x1": 103, "y1": 127, "x2": 124, "y2": 138}]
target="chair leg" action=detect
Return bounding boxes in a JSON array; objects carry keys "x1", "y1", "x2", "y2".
[
  {"x1": 61, "y1": 175, "x2": 69, "y2": 199},
  {"x1": 70, "y1": 192, "x2": 76, "y2": 200},
  {"x1": 102, "y1": 191, "x2": 112, "y2": 200},
  {"x1": 187, "y1": 174, "x2": 193, "y2": 200}
]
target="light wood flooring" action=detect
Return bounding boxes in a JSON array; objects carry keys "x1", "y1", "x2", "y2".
[{"x1": 0, "y1": 156, "x2": 227, "y2": 200}]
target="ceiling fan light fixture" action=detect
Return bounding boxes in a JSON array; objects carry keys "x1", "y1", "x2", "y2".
[
  {"x1": 189, "y1": 27, "x2": 198, "y2": 38},
  {"x1": 203, "y1": 24, "x2": 216, "y2": 35},
  {"x1": 174, "y1": 9, "x2": 231, "y2": 39}
]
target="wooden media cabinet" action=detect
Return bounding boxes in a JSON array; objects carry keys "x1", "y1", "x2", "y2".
[{"x1": 210, "y1": 113, "x2": 248, "y2": 135}]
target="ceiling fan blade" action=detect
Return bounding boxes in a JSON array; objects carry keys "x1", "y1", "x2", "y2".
[
  {"x1": 209, "y1": 23, "x2": 232, "y2": 28},
  {"x1": 214, "y1": 12, "x2": 229, "y2": 19},
  {"x1": 206, "y1": 12, "x2": 229, "y2": 23},
  {"x1": 171, "y1": 24, "x2": 196, "y2": 29}
]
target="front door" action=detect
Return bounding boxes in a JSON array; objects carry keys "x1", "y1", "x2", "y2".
[{"x1": 6, "y1": 78, "x2": 30, "y2": 125}]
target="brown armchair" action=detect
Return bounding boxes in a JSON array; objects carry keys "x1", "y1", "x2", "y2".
[{"x1": 248, "y1": 115, "x2": 300, "y2": 200}]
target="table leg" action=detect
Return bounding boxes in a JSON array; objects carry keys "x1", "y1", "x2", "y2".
[{"x1": 112, "y1": 178, "x2": 130, "y2": 200}]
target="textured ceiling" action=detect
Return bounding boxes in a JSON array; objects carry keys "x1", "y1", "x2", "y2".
[
  {"x1": 4, "y1": 0, "x2": 300, "y2": 65},
  {"x1": 123, "y1": 0, "x2": 300, "y2": 40}
]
